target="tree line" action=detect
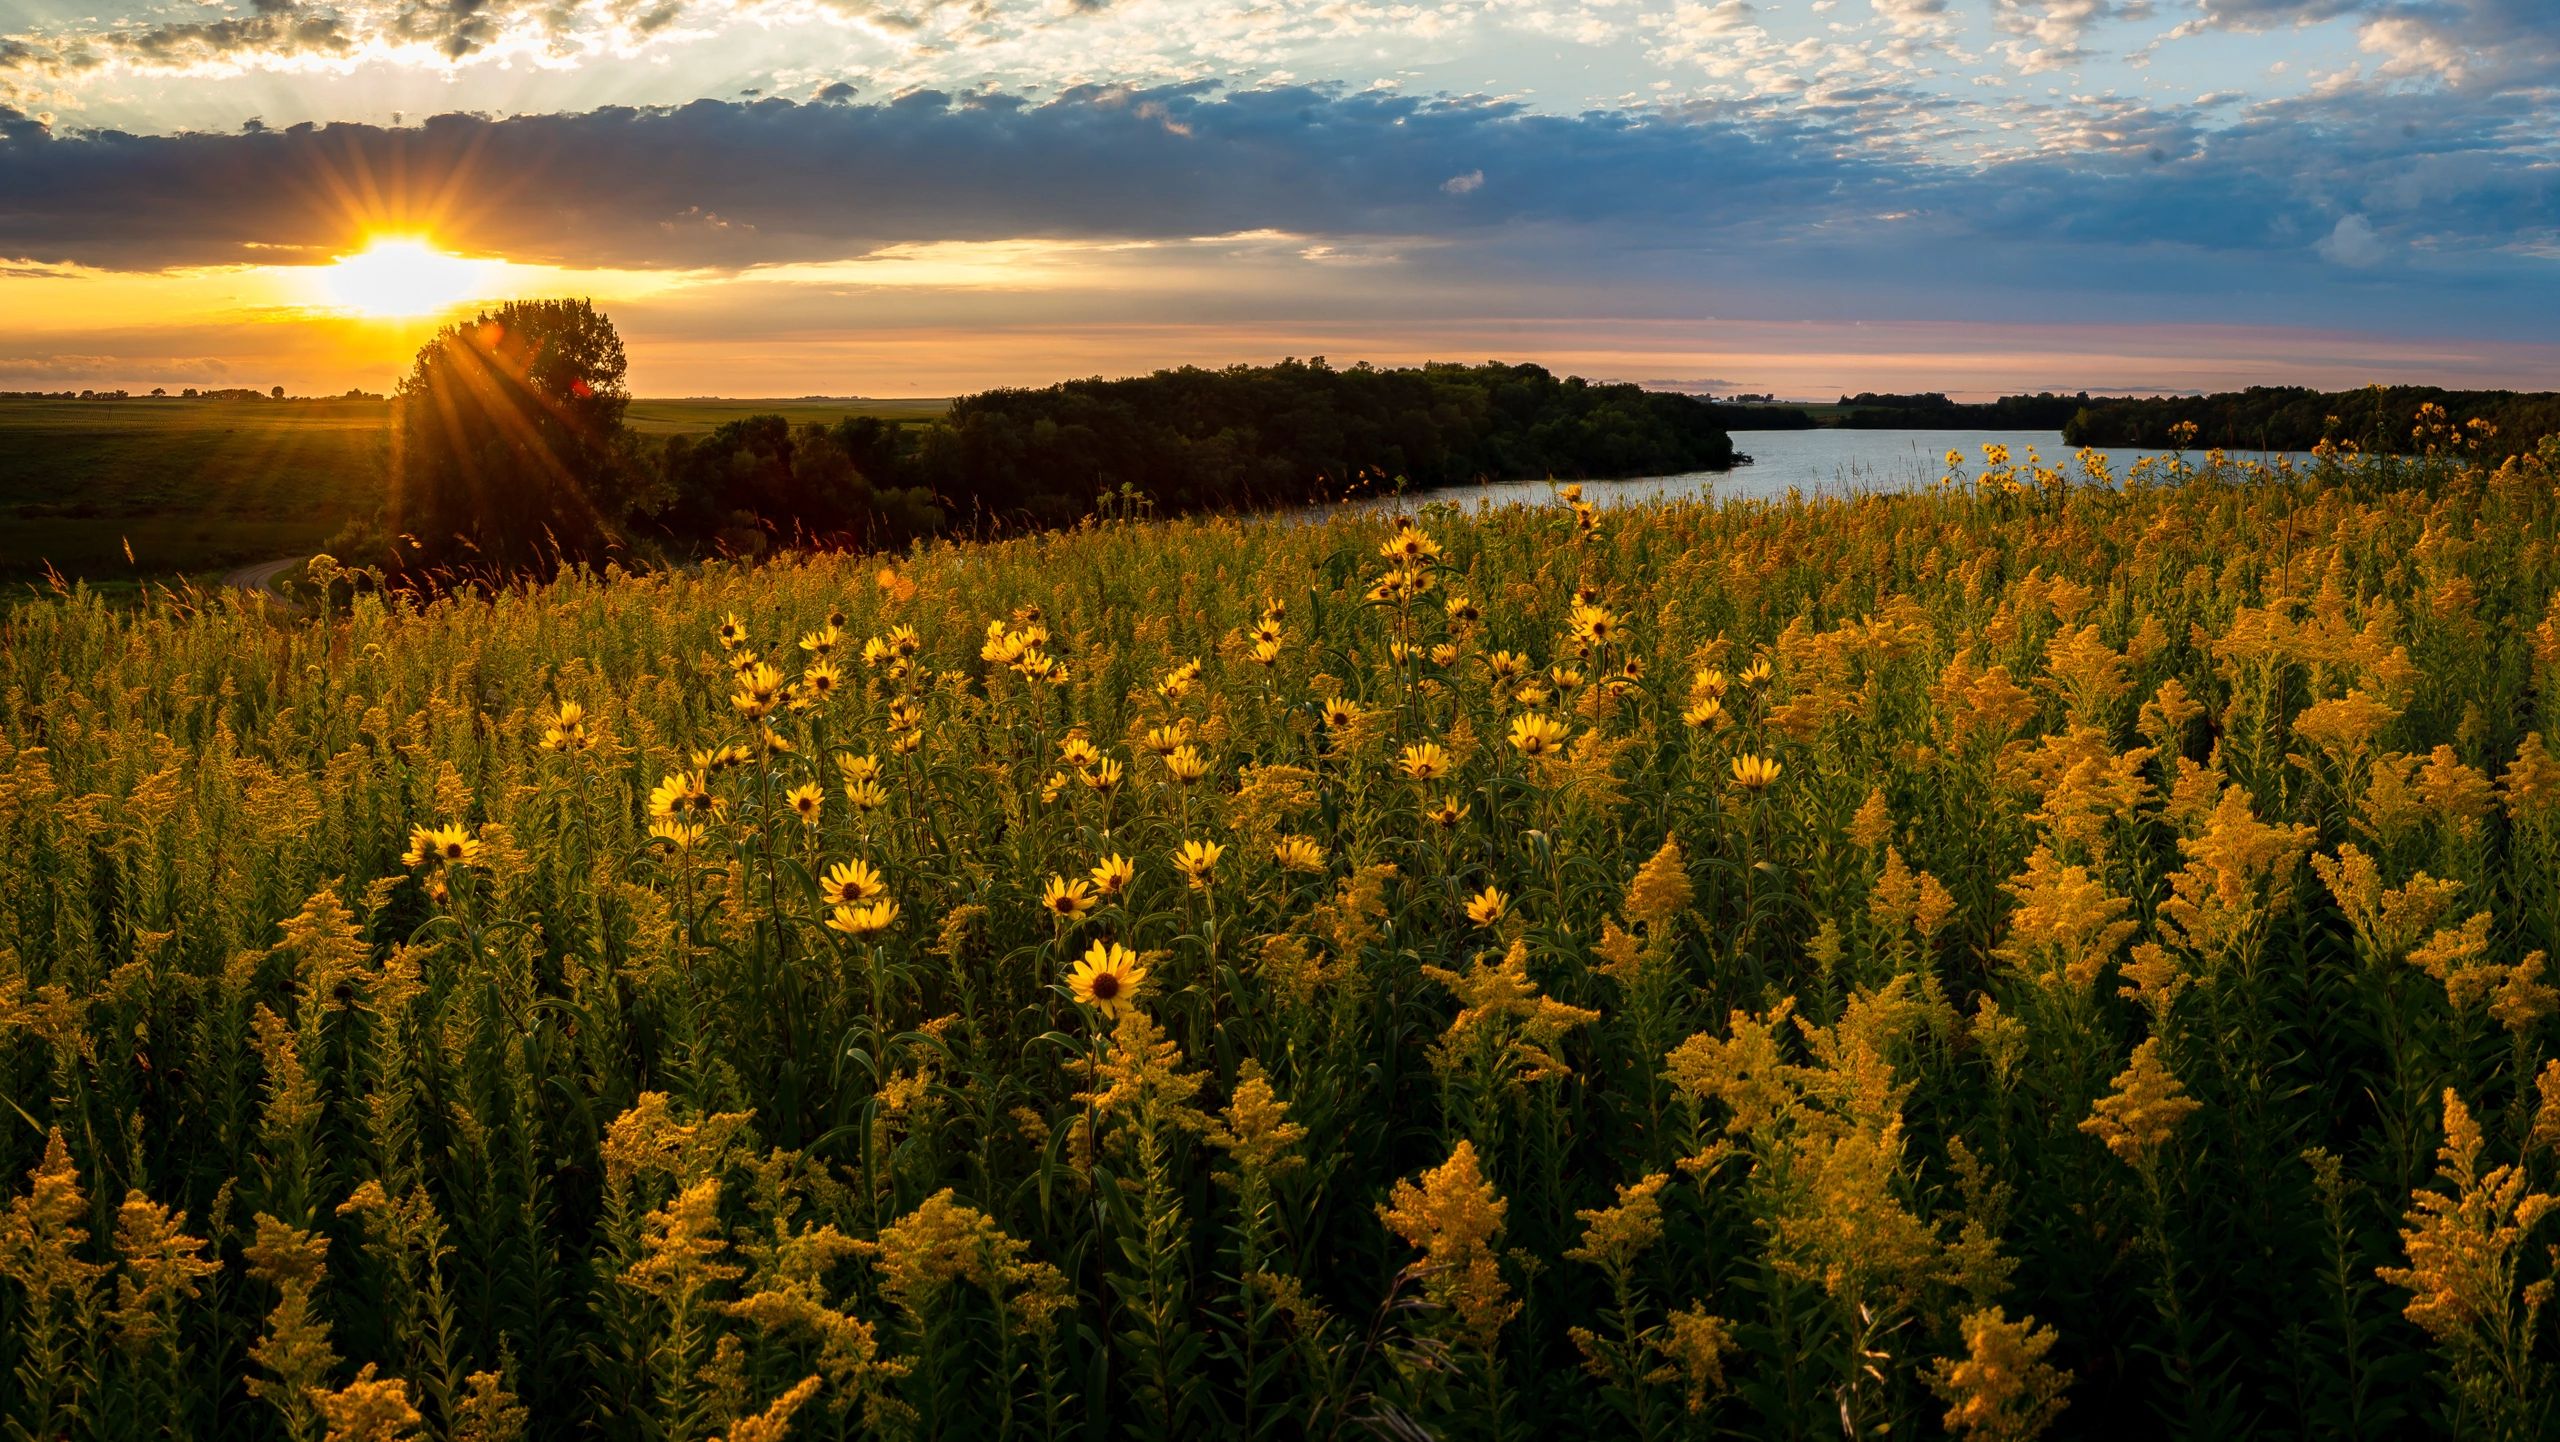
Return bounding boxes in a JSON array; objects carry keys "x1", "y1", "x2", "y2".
[
  {"x1": 2060, "y1": 385, "x2": 2560, "y2": 460},
  {"x1": 366, "y1": 302, "x2": 1747, "y2": 579}
]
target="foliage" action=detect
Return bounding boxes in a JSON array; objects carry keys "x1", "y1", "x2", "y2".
[
  {"x1": 896, "y1": 357, "x2": 1741, "y2": 525},
  {"x1": 390, "y1": 299, "x2": 639, "y2": 574},
  {"x1": 2063, "y1": 385, "x2": 2560, "y2": 461},
  {"x1": 3, "y1": 425, "x2": 2559, "y2": 1438}
]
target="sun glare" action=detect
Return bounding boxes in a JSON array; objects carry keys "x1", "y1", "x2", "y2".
[{"x1": 316, "y1": 237, "x2": 491, "y2": 318}]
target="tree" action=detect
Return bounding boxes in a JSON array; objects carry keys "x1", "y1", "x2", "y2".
[
  {"x1": 271, "y1": 385, "x2": 285, "y2": 400},
  {"x1": 390, "y1": 299, "x2": 636, "y2": 574}
]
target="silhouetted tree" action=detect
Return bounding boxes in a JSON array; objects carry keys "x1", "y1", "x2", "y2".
[{"x1": 390, "y1": 299, "x2": 636, "y2": 574}]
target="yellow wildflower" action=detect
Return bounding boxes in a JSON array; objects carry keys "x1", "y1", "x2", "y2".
[
  {"x1": 1041, "y1": 876, "x2": 1097, "y2": 921},
  {"x1": 1509, "y1": 713, "x2": 1569, "y2": 758},
  {"x1": 784, "y1": 783, "x2": 824, "y2": 826},
  {"x1": 1272, "y1": 835, "x2": 1328, "y2": 873},
  {"x1": 826, "y1": 899, "x2": 900, "y2": 937},
  {"x1": 819, "y1": 860, "x2": 886, "y2": 907},
  {"x1": 1090, "y1": 854, "x2": 1135, "y2": 897},
  {"x1": 2081, "y1": 1038, "x2": 2200, "y2": 1171},
  {"x1": 1378, "y1": 1140, "x2": 1514, "y2": 1353},
  {"x1": 1728, "y1": 754, "x2": 1782, "y2": 791},
  {"x1": 405, "y1": 824, "x2": 480, "y2": 869},
  {"x1": 1067, "y1": 941, "x2": 1149, "y2": 1017},
  {"x1": 1172, "y1": 839, "x2": 1223, "y2": 888}
]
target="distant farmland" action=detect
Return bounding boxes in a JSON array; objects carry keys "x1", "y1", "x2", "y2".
[{"x1": 0, "y1": 395, "x2": 949, "y2": 586}]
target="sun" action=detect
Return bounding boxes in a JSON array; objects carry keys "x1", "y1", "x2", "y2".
[{"x1": 315, "y1": 237, "x2": 491, "y2": 318}]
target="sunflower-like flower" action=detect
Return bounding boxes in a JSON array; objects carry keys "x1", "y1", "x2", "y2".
[
  {"x1": 1567, "y1": 601, "x2": 1621, "y2": 651},
  {"x1": 1173, "y1": 839, "x2": 1224, "y2": 889},
  {"x1": 649, "y1": 771, "x2": 715, "y2": 821},
  {"x1": 1090, "y1": 854, "x2": 1136, "y2": 897},
  {"x1": 1466, "y1": 886, "x2": 1510, "y2": 928},
  {"x1": 1729, "y1": 754, "x2": 1783, "y2": 791},
  {"x1": 1250, "y1": 638, "x2": 1285, "y2": 667},
  {"x1": 1378, "y1": 519, "x2": 1442, "y2": 564},
  {"x1": 826, "y1": 899, "x2": 900, "y2": 937},
  {"x1": 1068, "y1": 941, "x2": 1149, "y2": 1017},
  {"x1": 1163, "y1": 745, "x2": 1211, "y2": 785},
  {"x1": 819, "y1": 859, "x2": 887, "y2": 907},
  {"x1": 1399, "y1": 743, "x2": 1453, "y2": 781},
  {"x1": 837, "y1": 752, "x2": 883, "y2": 784},
  {"x1": 717, "y1": 613, "x2": 748, "y2": 649},
  {"x1": 887, "y1": 623, "x2": 921, "y2": 655},
  {"x1": 799, "y1": 624, "x2": 842, "y2": 656},
  {"x1": 1321, "y1": 697, "x2": 1363, "y2": 729},
  {"x1": 1509, "y1": 713, "x2": 1569, "y2": 759},
  {"x1": 539, "y1": 700, "x2": 593, "y2": 753},
  {"x1": 693, "y1": 743, "x2": 753, "y2": 774},
  {"x1": 1042, "y1": 876, "x2": 1098, "y2": 921},
  {"x1": 801, "y1": 661, "x2": 843, "y2": 701},
  {"x1": 1486, "y1": 651, "x2": 1529, "y2": 682},
  {"x1": 890, "y1": 729, "x2": 923, "y2": 756},
  {"x1": 785, "y1": 783, "x2": 824, "y2": 826},
  {"x1": 1273, "y1": 835, "x2": 1328, "y2": 873},
  {"x1": 1681, "y1": 696, "x2": 1726, "y2": 729},
  {"x1": 406, "y1": 823, "x2": 481, "y2": 869},
  {"x1": 1081, "y1": 758, "x2": 1125, "y2": 796},
  {"x1": 648, "y1": 820, "x2": 705, "y2": 851},
  {"x1": 1446, "y1": 594, "x2": 1481, "y2": 623},
  {"x1": 843, "y1": 778, "x2": 889, "y2": 812},
  {"x1": 1060, "y1": 737, "x2": 1103, "y2": 768},
  {"x1": 1427, "y1": 798, "x2": 1471, "y2": 830},
  {"x1": 1158, "y1": 660, "x2": 1203, "y2": 700},
  {"x1": 732, "y1": 663, "x2": 786, "y2": 719},
  {"x1": 1738, "y1": 657, "x2": 1775, "y2": 687},
  {"x1": 1141, "y1": 724, "x2": 1188, "y2": 757}
]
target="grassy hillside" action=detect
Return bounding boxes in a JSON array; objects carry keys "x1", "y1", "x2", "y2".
[
  {"x1": 2, "y1": 441, "x2": 2557, "y2": 1438},
  {"x1": 0, "y1": 396, "x2": 948, "y2": 586}
]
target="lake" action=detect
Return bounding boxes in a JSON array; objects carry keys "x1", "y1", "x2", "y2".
[{"x1": 1376, "y1": 428, "x2": 2310, "y2": 511}]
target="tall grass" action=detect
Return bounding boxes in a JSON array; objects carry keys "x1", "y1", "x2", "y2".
[{"x1": 3, "y1": 430, "x2": 2559, "y2": 1438}]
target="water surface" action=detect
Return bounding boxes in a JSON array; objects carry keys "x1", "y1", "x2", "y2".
[{"x1": 1370, "y1": 428, "x2": 2309, "y2": 512}]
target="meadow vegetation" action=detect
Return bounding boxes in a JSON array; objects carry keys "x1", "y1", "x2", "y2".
[
  {"x1": 0, "y1": 396, "x2": 936, "y2": 589},
  {"x1": 3, "y1": 419, "x2": 2560, "y2": 1439}
]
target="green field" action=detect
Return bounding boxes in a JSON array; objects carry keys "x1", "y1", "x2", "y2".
[
  {"x1": 0, "y1": 396, "x2": 949, "y2": 588},
  {"x1": 623, "y1": 397, "x2": 951, "y2": 434}
]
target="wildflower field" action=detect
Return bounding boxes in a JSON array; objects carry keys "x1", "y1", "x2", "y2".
[{"x1": 5, "y1": 431, "x2": 2560, "y2": 1441}]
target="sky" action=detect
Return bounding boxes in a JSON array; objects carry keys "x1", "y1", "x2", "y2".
[{"x1": 1, "y1": 0, "x2": 2554, "y2": 399}]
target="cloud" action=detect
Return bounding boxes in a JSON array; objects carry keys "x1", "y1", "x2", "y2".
[
  {"x1": 1991, "y1": 0, "x2": 2153, "y2": 71},
  {"x1": 0, "y1": 87, "x2": 1907, "y2": 271},
  {"x1": 2316, "y1": 213, "x2": 2387, "y2": 267},
  {"x1": 0, "y1": 352, "x2": 235, "y2": 384},
  {"x1": 0, "y1": 76, "x2": 2551, "y2": 352}
]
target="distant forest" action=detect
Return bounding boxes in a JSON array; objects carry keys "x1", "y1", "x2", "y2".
[
  {"x1": 2059, "y1": 385, "x2": 2560, "y2": 460},
  {"x1": 1711, "y1": 387, "x2": 2560, "y2": 463}
]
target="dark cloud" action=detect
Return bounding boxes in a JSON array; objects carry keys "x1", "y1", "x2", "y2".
[
  {"x1": 0, "y1": 87, "x2": 1897, "y2": 270},
  {"x1": 0, "y1": 81, "x2": 2547, "y2": 337}
]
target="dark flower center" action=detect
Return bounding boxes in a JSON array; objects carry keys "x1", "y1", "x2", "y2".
[{"x1": 1089, "y1": 973, "x2": 1121, "y2": 1001}]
